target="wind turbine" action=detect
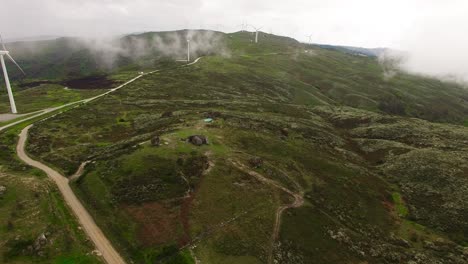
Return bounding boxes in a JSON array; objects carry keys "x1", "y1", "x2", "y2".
[
  {"x1": 249, "y1": 25, "x2": 263, "y2": 43},
  {"x1": 238, "y1": 22, "x2": 248, "y2": 32},
  {"x1": 186, "y1": 38, "x2": 191, "y2": 62},
  {"x1": 0, "y1": 35, "x2": 25, "y2": 114},
  {"x1": 306, "y1": 35, "x2": 313, "y2": 44}
]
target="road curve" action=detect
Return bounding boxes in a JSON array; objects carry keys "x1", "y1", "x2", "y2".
[
  {"x1": 0, "y1": 57, "x2": 203, "y2": 133},
  {"x1": 17, "y1": 125, "x2": 126, "y2": 264},
  {"x1": 7, "y1": 57, "x2": 206, "y2": 263}
]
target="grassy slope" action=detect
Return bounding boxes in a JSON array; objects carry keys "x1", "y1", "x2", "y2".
[
  {"x1": 0, "y1": 84, "x2": 102, "y2": 114},
  {"x1": 17, "y1": 31, "x2": 468, "y2": 263},
  {"x1": 0, "y1": 123, "x2": 101, "y2": 263},
  {"x1": 4, "y1": 31, "x2": 468, "y2": 124},
  {"x1": 4, "y1": 31, "x2": 467, "y2": 122},
  {"x1": 3, "y1": 30, "x2": 222, "y2": 81}
]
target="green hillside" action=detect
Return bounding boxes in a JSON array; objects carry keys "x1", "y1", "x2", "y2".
[
  {"x1": 2, "y1": 30, "x2": 468, "y2": 263},
  {"x1": 2, "y1": 31, "x2": 467, "y2": 123}
]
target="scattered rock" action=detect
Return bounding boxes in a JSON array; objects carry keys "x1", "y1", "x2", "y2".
[
  {"x1": 328, "y1": 229, "x2": 351, "y2": 244},
  {"x1": 161, "y1": 111, "x2": 173, "y2": 118},
  {"x1": 462, "y1": 247, "x2": 468, "y2": 257},
  {"x1": 187, "y1": 135, "x2": 209, "y2": 146},
  {"x1": 150, "y1": 136, "x2": 161, "y2": 146},
  {"x1": 249, "y1": 157, "x2": 264, "y2": 168},
  {"x1": 205, "y1": 111, "x2": 222, "y2": 119},
  {"x1": 280, "y1": 128, "x2": 289, "y2": 137},
  {"x1": 390, "y1": 233, "x2": 411, "y2": 248},
  {"x1": 30, "y1": 233, "x2": 48, "y2": 254},
  {"x1": 0, "y1": 185, "x2": 6, "y2": 196}
]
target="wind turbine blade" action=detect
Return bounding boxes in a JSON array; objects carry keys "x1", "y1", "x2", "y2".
[{"x1": 6, "y1": 53, "x2": 26, "y2": 75}]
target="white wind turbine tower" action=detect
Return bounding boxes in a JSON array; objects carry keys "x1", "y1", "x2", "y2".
[
  {"x1": 249, "y1": 25, "x2": 263, "y2": 43},
  {"x1": 306, "y1": 35, "x2": 313, "y2": 44},
  {"x1": 0, "y1": 35, "x2": 25, "y2": 114},
  {"x1": 186, "y1": 38, "x2": 191, "y2": 62}
]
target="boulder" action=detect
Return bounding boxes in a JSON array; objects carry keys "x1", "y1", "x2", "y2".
[
  {"x1": 151, "y1": 136, "x2": 161, "y2": 146},
  {"x1": 0, "y1": 185, "x2": 6, "y2": 196},
  {"x1": 161, "y1": 111, "x2": 173, "y2": 118},
  {"x1": 249, "y1": 157, "x2": 264, "y2": 168},
  {"x1": 32, "y1": 233, "x2": 47, "y2": 254},
  {"x1": 187, "y1": 135, "x2": 209, "y2": 146},
  {"x1": 205, "y1": 111, "x2": 222, "y2": 119}
]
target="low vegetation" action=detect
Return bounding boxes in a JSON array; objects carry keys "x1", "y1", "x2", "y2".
[
  {"x1": 0, "y1": 83, "x2": 101, "y2": 114},
  {"x1": 2, "y1": 30, "x2": 468, "y2": 263}
]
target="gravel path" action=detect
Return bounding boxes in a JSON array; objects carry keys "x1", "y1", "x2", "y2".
[{"x1": 17, "y1": 125, "x2": 126, "y2": 264}]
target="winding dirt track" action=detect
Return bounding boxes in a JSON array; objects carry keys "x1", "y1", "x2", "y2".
[
  {"x1": 0, "y1": 57, "x2": 206, "y2": 133},
  {"x1": 17, "y1": 125, "x2": 126, "y2": 264},
  {"x1": 230, "y1": 160, "x2": 303, "y2": 264},
  {"x1": 0, "y1": 57, "x2": 206, "y2": 264},
  {"x1": 9, "y1": 58, "x2": 207, "y2": 263}
]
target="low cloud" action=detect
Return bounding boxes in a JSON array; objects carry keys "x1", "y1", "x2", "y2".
[
  {"x1": 76, "y1": 30, "x2": 229, "y2": 68},
  {"x1": 3, "y1": 1, "x2": 468, "y2": 83},
  {"x1": 378, "y1": 50, "x2": 407, "y2": 81},
  {"x1": 380, "y1": 6, "x2": 468, "y2": 84}
]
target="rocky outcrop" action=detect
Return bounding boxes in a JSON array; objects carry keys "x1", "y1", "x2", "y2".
[{"x1": 187, "y1": 135, "x2": 209, "y2": 146}]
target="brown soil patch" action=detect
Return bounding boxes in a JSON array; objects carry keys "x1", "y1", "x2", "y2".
[
  {"x1": 179, "y1": 193, "x2": 195, "y2": 246},
  {"x1": 17, "y1": 76, "x2": 120, "y2": 90},
  {"x1": 124, "y1": 201, "x2": 180, "y2": 247},
  {"x1": 178, "y1": 155, "x2": 212, "y2": 246},
  {"x1": 62, "y1": 75, "x2": 120, "y2": 89},
  {"x1": 18, "y1": 80, "x2": 55, "y2": 88}
]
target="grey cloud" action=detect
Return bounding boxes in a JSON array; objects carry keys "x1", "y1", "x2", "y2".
[{"x1": 76, "y1": 30, "x2": 228, "y2": 68}]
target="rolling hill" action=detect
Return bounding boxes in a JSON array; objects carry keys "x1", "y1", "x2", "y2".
[
  {"x1": 2, "y1": 31, "x2": 467, "y2": 125},
  {"x1": 1, "y1": 30, "x2": 467, "y2": 264}
]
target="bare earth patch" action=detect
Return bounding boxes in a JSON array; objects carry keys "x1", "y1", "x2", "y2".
[{"x1": 123, "y1": 201, "x2": 180, "y2": 247}]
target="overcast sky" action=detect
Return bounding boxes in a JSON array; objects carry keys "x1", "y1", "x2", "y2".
[{"x1": 2, "y1": 0, "x2": 468, "y2": 80}]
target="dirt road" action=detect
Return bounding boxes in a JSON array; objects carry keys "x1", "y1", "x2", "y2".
[
  {"x1": 17, "y1": 125, "x2": 126, "y2": 264},
  {"x1": 0, "y1": 58, "x2": 203, "y2": 133},
  {"x1": 0, "y1": 113, "x2": 28, "y2": 122},
  {"x1": 69, "y1": 160, "x2": 91, "y2": 181}
]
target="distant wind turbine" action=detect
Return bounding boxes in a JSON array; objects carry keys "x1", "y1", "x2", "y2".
[
  {"x1": 249, "y1": 25, "x2": 263, "y2": 43},
  {"x1": 187, "y1": 38, "x2": 191, "y2": 62},
  {"x1": 0, "y1": 34, "x2": 25, "y2": 114},
  {"x1": 238, "y1": 22, "x2": 248, "y2": 32},
  {"x1": 306, "y1": 35, "x2": 313, "y2": 44}
]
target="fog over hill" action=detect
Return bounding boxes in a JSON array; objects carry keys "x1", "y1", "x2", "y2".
[{"x1": 3, "y1": 1, "x2": 468, "y2": 82}]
